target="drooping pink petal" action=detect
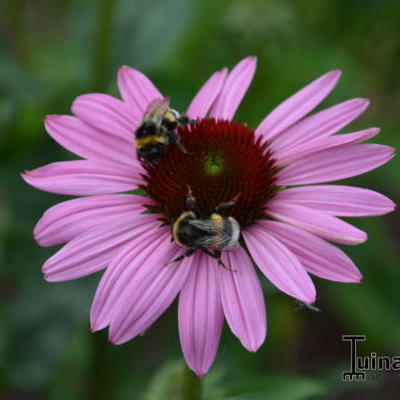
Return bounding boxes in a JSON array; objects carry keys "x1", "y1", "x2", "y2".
[
  {"x1": 186, "y1": 68, "x2": 228, "y2": 119},
  {"x1": 44, "y1": 115, "x2": 136, "y2": 166},
  {"x1": 243, "y1": 228, "x2": 316, "y2": 304},
  {"x1": 270, "y1": 98, "x2": 369, "y2": 153},
  {"x1": 267, "y1": 202, "x2": 367, "y2": 245},
  {"x1": 275, "y1": 127, "x2": 379, "y2": 166},
  {"x1": 71, "y1": 94, "x2": 139, "y2": 140},
  {"x1": 272, "y1": 185, "x2": 396, "y2": 217},
  {"x1": 42, "y1": 214, "x2": 159, "y2": 282},
  {"x1": 34, "y1": 194, "x2": 147, "y2": 247},
  {"x1": 256, "y1": 70, "x2": 341, "y2": 141},
  {"x1": 210, "y1": 56, "x2": 257, "y2": 120},
  {"x1": 219, "y1": 247, "x2": 266, "y2": 352},
  {"x1": 178, "y1": 252, "x2": 224, "y2": 377},
  {"x1": 91, "y1": 227, "x2": 170, "y2": 331},
  {"x1": 117, "y1": 65, "x2": 163, "y2": 114},
  {"x1": 277, "y1": 144, "x2": 395, "y2": 186},
  {"x1": 107, "y1": 231, "x2": 191, "y2": 344},
  {"x1": 21, "y1": 160, "x2": 142, "y2": 195},
  {"x1": 259, "y1": 220, "x2": 362, "y2": 282}
]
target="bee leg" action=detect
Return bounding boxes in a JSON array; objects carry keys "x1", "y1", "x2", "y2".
[
  {"x1": 165, "y1": 248, "x2": 196, "y2": 266},
  {"x1": 177, "y1": 116, "x2": 198, "y2": 125},
  {"x1": 167, "y1": 130, "x2": 188, "y2": 154},
  {"x1": 214, "y1": 193, "x2": 242, "y2": 213},
  {"x1": 186, "y1": 187, "x2": 203, "y2": 216},
  {"x1": 186, "y1": 186, "x2": 196, "y2": 209},
  {"x1": 201, "y1": 249, "x2": 236, "y2": 272},
  {"x1": 217, "y1": 258, "x2": 235, "y2": 272}
]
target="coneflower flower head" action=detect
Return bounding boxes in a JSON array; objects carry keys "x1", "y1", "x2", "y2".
[
  {"x1": 142, "y1": 118, "x2": 278, "y2": 228},
  {"x1": 22, "y1": 57, "x2": 395, "y2": 376}
]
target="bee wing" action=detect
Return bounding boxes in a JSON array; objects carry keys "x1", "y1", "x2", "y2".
[
  {"x1": 143, "y1": 97, "x2": 171, "y2": 121},
  {"x1": 187, "y1": 219, "x2": 215, "y2": 234},
  {"x1": 188, "y1": 219, "x2": 233, "y2": 249}
]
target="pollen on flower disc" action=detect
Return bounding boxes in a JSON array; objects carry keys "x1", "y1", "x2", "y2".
[{"x1": 141, "y1": 119, "x2": 279, "y2": 228}]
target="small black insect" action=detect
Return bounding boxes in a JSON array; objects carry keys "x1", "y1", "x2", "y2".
[{"x1": 295, "y1": 301, "x2": 321, "y2": 313}]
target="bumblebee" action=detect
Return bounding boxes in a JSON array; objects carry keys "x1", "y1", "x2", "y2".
[
  {"x1": 169, "y1": 189, "x2": 241, "y2": 271},
  {"x1": 135, "y1": 97, "x2": 190, "y2": 163}
]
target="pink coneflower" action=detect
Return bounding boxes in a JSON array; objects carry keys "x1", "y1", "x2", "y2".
[{"x1": 22, "y1": 57, "x2": 395, "y2": 376}]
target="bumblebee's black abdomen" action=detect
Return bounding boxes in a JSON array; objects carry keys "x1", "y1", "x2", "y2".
[
  {"x1": 135, "y1": 123, "x2": 158, "y2": 138},
  {"x1": 135, "y1": 121, "x2": 170, "y2": 163},
  {"x1": 177, "y1": 220, "x2": 208, "y2": 248},
  {"x1": 137, "y1": 143, "x2": 167, "y2": 163}
]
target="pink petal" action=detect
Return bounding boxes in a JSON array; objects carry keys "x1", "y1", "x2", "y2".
[
  {"x1": 34, "y1": 194, "x2": 147, "y2": 247},
  {"x1": 42, "y1": 214, "x2": 159, "y2": 282},
  {"x1": 256, "y1": 70, "x2": 341, "y2": 140},
  {"x1": 107, "y1": 231, "x2": 191, "y2": 344},
  {"x1": 186, "y1": 68, "x2": 228, "y2": 119},
  {"x1": 243, "y1": 228, "x2": 316, "y2": 304},
  {"x1": 91, "y1": 227, "x2": 171, "y2": 331},
  {"x1": 21, "y1": 160, "x2": 142, "y2": 195},
  {"x1": 275, "y1": 127, "x2": 379, "y2": 166},
  {"x1": 117, "y1": 65, "x2": 162, "y2": 114},
  {"x1": 210, "y1": 56, "x2": 257, "y2": 120},
  {"x1": 272, "y1": 185, "x2": 396, "y2": 217},
  {"x1": 260, "y1": 220, "x2": 362, "y2": 282},
  {"x1": 178, "y1": 252, "x2": 224, "y2": 377},
  {"x1": 270, "y1": 98, "x2": 370, "y2": 153},
  {"x1": 71, "y1": 94, "x2": 139, "y2": 140},
  {"x1": 44, "y1": 115, "x2": 136, "y2": 166},
  {"x1": 267, "y1": 202, "x2": 367, "y2": 245},
  {"x1": 277, "y1": 144, "x2": 395, "y2": 186},
  {"x1": 219, "y1": 247, "x2": 266, "y2": 352}
]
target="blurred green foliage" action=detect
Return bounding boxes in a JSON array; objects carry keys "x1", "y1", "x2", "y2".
[{"x1": 1, "y1": 0, "x2": 399, "y2": 399}]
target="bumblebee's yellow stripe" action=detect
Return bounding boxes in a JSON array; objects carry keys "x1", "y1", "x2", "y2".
[
  {"x1": 173, "y1": 212, "x2": 194, "y2": 246},
  {"x1": 210, "y1": 214, "x2": 223, "y2": 249},
  {"x1": 135, "y1": 136, "x2": 167, "y2": 149},
  {"x1": 211, "y1": 214, "x2": 223, "y2": 231},
  {"x1": 164, "y1": 111, "x2": 176, "y2": 122}
]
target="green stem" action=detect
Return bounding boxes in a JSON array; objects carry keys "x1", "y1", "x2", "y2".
[
  {"x1": 89, "y1": 332, "x2": 110, "y2": 400},
  {"x1": 182, "y1": 364, "x2": 203, "y2": 400}
]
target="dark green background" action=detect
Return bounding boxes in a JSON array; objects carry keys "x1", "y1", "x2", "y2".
[{"x1": 1, "y1": 0, "x2": 399, "y2": 399}]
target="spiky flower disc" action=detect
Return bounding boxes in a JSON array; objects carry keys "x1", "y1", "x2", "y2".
[{"x1": 143, "y1": 119, "x2": 278, "y2": 227}]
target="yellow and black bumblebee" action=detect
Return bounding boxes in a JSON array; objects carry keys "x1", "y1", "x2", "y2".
[
  {"x1": 169, "y1": 189, "x2": 241, "y2": 271},
  {"x1": 135, "y1": 97, "x2": 190, "y2": 163}
]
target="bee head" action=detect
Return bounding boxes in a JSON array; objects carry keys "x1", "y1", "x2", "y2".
[{"x1": 172, "y1": 211, "x2": 196, "y2": 247}]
